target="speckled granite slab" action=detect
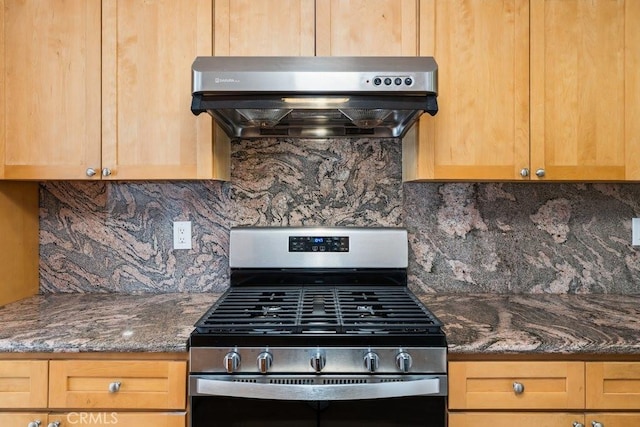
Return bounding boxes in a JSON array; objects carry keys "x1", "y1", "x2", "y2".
[
  {"x1": 421, "y1": 293, "x2": 640, "y2": 355},
  {"x1": 0, "y1": 293, "x2": 220, "y2": 353}
]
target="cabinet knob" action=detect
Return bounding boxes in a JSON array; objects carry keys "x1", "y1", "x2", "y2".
[
  {"x1": 102, "y1": 168, "x2": 112, "y2": 177},
  {"x1": 520, "y1": 168, "x2": 529, "y2": 177},
  {"x1": 512, "y1": 381, "x2": 525, "y2": 394},
  {"x1": 573, "y1": 423, "x2": 584, "y2": 427},
  {"x1": 86, "y1": 168, "x2": 97, "y2": 177},
  {"x1": 108, "y1": 381, "x2": 121, "y2": 393},
  {"x1": 592, "y1": 422, "x2": 604, "y2": 427},
  {"x1": 27, "y1": 421, "x2": 41, "y2": 427},
  {"x1": 535, "y1": 168, "x2": 546, "y2": 178},
  {"x1": 47, "y1": 422, "x2": 60, "y2": 427}
]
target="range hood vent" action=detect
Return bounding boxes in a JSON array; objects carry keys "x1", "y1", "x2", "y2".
[{"x1": 191, "y1": 56, "x2": 438, "y2": 139}]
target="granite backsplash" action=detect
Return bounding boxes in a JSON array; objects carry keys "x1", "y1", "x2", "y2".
[{"x1": 40, "y1": 139, "x2": 640, "y2": 294}]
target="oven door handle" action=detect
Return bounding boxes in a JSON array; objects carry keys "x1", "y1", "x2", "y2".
[{"x1": 194, "y1": 376, "x2": 445, "y2": 400}]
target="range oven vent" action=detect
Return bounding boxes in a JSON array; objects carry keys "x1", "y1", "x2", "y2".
[
  {"x1": 323, "y1": 378, "x2": 368, "y2": 385},
  {"x1": 270, "y1": 378, "x2": 315, "y2": 385}
]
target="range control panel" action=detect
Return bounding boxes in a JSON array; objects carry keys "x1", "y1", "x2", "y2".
[{"x1": 289, "y1": 236, "x2": 349, "y2": 253}]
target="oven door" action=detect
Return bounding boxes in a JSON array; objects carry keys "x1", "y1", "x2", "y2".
[{"x1": 189, "y1": 375, "x2": 447, "y2": 427}]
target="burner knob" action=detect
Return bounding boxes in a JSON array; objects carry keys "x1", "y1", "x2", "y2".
[
  {"x1": 363, "y1": 352, "x2": 380, "y2": 373},
  {"x1": 257, "y1": 352, "x2": 273, "y2": 374},
  {"x1": 224, "y1": 351, "x2": 241, "y2": 373},
  {"x1": 395, "y1": 351, "x2": 413, "y2": 373},
  {"x1": 310, "y1": 351, "x2": 326, "y2": 372}
]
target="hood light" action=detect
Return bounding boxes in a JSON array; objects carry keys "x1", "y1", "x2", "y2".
[{"x1": 282, "y1": 97, "x2": 350, "y2": 107}]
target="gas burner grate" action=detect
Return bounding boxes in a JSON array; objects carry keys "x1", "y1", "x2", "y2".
[{"x1": 195, "y1": 286, "x2": 442, "y2": 335}]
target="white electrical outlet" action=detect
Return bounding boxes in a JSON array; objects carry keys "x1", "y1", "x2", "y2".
[
  {"x1": 633, "y1": 218, "x2": 640, "y2": 247},
  {"x1": 173, "y1": 221, "x2": 192, "y2": 250}
]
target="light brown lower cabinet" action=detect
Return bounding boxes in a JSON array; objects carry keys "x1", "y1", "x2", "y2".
[
  {"x1": 49, "y1": 412, "x2": 186, "y2": 426},
  {"x1": 0, "y1": 357, "x2": 187, "y2": 427},
  {"x1": 449, "y1": 361, "x2": 640, "y2": 427},
  {"x1": 584, "y1": 414, "x2": 640, "y2": 427},
  {"x1": 449, "y1": 361, "x2": 585, "y2": 410},
  {"x1": 0, "y1": 360, "x2": 48, "y2": 408},
  {"x1": 48, "y1": 360, "x2": 186, "y2": 409},
  {"x1": 449, "y1": 412, "x2": 583, "y2": 427},
  {"x1": 0, "y1": 412, "x2": 185, "y2": 427},
  {"x1": 449, "y1": 413, "x2": 640, "y2": 427},
  {"x1": 0, "y1": 412, "x2": 48, "y2": 426}
]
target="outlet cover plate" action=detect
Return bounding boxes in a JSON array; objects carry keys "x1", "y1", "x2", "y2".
[
  {"x1": 173, "y1": 221, "x2": 192, "y2": 250},
  {"x1": 633, "y1": 218, "x2": 640, "y2": 247}
]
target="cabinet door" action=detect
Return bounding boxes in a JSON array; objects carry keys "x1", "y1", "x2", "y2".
[
  {"x1": 213, "y1": 0, "x2": 315, "y2": 56},
  {"x1": 0, "y1": 0, "x2": 101, "y2": 180},
  {"x1": 48, "y1": 360, "x2": 186, "y2": 410},
  {"x1": 316, "y1": 0, "x2": 418, "y2": 56},
  {"x1": 0, "y1": 361, "x2": 48, "y2": 408},
  {"x1": 48, "y1": 412, "x2": 186, "y2": 427},
  {"x1": 449, "y1": 361, "x2": 585, "y2": 410},
  {"x1": 587, "y1": 362, "x2": 640, "y2": 410},
  {"x1": 102, "y1": 0, "x2": 227, "y2": 180},
  {"x1": 586, "y1": 414, "x2": 640, "y2": 427},
  {"x1": 530, "y1": 0, "x2": 640, "y2": 180},
  {"x1": 449, "y1": 413, "x2": 584, "y2": 427},
  {"x1": 0, "y1": 413, "x2": 49, "y2": 426},
  {"x1": 405, "y1": 0, "x2": 529, "y2": 181}
]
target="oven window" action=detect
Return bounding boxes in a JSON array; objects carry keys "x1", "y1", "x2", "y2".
[{"x1": 191, "y1": 396, "x2": 446, "y2": 427}]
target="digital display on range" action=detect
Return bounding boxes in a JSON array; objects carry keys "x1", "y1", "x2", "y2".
[{"x1": 289, "y1": 236, "x2": 349, "y2": 252}]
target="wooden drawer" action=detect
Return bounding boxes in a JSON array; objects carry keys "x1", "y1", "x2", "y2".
[
  {"x1": 48, "y1": 412, "x2": 186, "y2": 427},
  {"x1": 585, "y1": 413, "x2": 640, "y2": 427},
  {"x1": 449, "y1": 412, "x2": 583, "y2": 427},
  {"x1": 0, "y1": 412, "x2": 49, "y2": 426},
  {"x1": 0, "y1": 360, "x2": 48, "y2": 408},
  {"x1": 48, "y1": 360, "x2": 186, "y2": 410},
  {"x1": 449, "y1": 361, "x2": 584, "y2": 410},
  {"x1": 587, "y1": 362, "x2": 640, "y2": 409}
]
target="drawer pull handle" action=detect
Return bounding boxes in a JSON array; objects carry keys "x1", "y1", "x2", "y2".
[
  {"x1": 109, "y1": 381, "x2": 122, "y2": 393},
  {"x1": 573, "y1": 423, "x2": 584, "y2": 427},
  {"x1": 592, "y1": 422, "x2": 604, "y2": 427},
  {"x1": 512, "y1": 382, "x2": 524, "y2": 394},
  {"x1": 27, "y1": 421, "x2": 41, "y2": 427},
  {"x1": 47, "y1": 422, "x2": 60, "y2": 427}
]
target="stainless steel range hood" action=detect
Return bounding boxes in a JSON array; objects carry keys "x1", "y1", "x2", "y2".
[{"x1": 191, "y1": 56, "x2": 437, "y2": 139}]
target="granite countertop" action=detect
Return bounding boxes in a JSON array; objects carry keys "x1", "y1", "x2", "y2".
[
  {"x1": 1, "y1": 292, "x2": 640, "y2": 355},
  {"x1": 420, "y1": 293, "x2": 640, "y2": 355},
  {"x1": 0, "y1": 293, "x2": 220, "y2": 353}
]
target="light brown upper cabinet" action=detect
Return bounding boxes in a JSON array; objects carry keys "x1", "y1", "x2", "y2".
[
  {"x1": 530, "y1": 0, "x2": 640, "y2": 181},
  {"x1": 315, "y1": 0, "x2": 418, "y2": 56},
  {"x1": 213, "y1": 0, "x2": 315, "y2": 56},
  {"x1": 102, "y1": 0, "x2": 226, "y2": 180},
  {"x1": 407, "y1": 0, "x2": 640, "y2": 181},
  {"x1": 0, "y1": 0, "x2": 228, "y2": 180},
  {"x1": 405, "y1": 0, "x2": 530, "y2": 181},
  {"x1": 0, "y1": 0, "x2": 102, "y2": 179},
  {"x1": 212, "y1": 0, "x2": 418, "y2": 57}
]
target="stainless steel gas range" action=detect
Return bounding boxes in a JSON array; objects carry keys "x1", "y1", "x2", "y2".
[{"x1": 188, "y1": 227, "x2": 447, "y2": 427}]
